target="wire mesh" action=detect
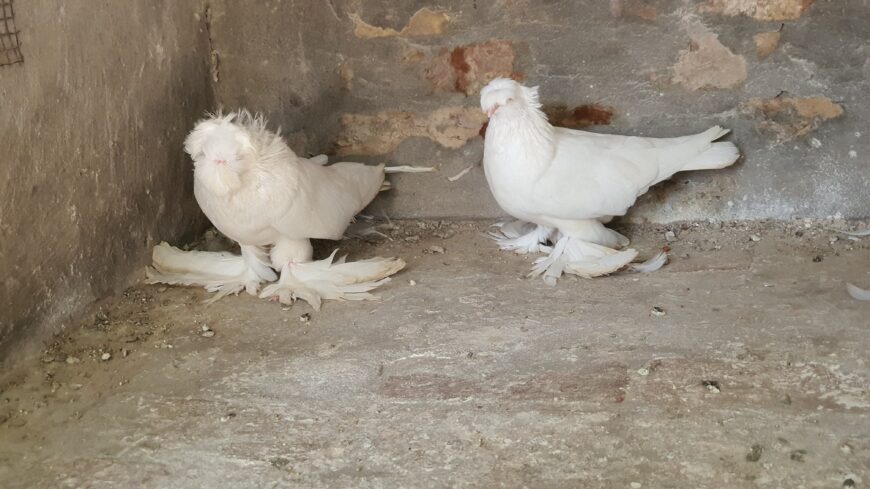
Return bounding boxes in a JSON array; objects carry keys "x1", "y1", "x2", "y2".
[{"x1": 0, "y1": 0, "x2": 23, "y2": 67}]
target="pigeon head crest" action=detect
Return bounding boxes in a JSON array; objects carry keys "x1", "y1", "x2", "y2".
[
  {"x1": 184, "y1": 112, "x2": 255, "y2": 172},
  {"x1": 480, "y1": 78, "x2": 541, "y2": 118}
]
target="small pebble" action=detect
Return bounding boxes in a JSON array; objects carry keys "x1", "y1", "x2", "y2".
[
  {"x1": 789, "y1": 449, "x2": 806, "y2": 462},
  {"x1": 100, "y1": 352, "x2": 112, "y2": 361},
  {"x1": 65, "y1": 356, "x2": 80, "y2": 365},
  {"x1": 631, "y1": 483, "x2": 642, "y2": 489},
  {"x1": 409, "y1": 279, "x2": 417, "y2": 286},
  {"x1": 702, "y1": 380, "x2": 721, "y2": 393},
  {"x1": 201, "y1": 330, "x2": 215, "y2": 338},
  {"x1": 812, "y1": 255, "x2": 823, "y2": 263},
  {"x1": 664, "y1": 230, "x2": 676, "y2": 242},
  {"x1": 746, "y1": 444, "x2": 763, "y2": 462},
  {"x1": 8, "y1": 417, "x2": 27, "y2": 428},
  {"x1": 750, "y1": 234, "x2": 761, "y2": 242},
  {"x1": 428, "y1": 245, "x2": 445, "y2": 254},
  {"x1": 300, "y1": 313, "x2": 311, "y2": 323},
  {"x1": 201, "y1": 325, "x2": 211, "y2": 332},
  {"x1": 651, "y1": 306, "x2": 666, "y2": 317},
  {"x1": 637, "y1": 368, "x2": 650, "y2": 376},
  {"x1": 270, "y1": 457, "x2": 291, "y2": 469}
]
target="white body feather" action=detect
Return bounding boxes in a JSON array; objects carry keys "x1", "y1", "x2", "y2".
[
  {"x1": 185, "y1": 112, "x2": 385, "y2": 244},
  {"x1": 483, "y1": 98, "x2": 738, "y2": 227}
]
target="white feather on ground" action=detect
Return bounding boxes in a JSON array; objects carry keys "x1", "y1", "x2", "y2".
[
  {"x1": 630, "y1": 251, "x2": 669, "y2": 274},
  {"x1": 846, "y1": 283, "x2": 870, "y2": 301},
  {"x1": 480, "y1": 78, "x2": 740, "y2": 283},
  {"x1": 448, "y1": 165, "x2": 474, "y2": 182},
  {"x1": 384, "y1": 165, "x2": 435, "y2": 173},
  {"x1": 831, "y1": 227, "x2": 870, "y2": 237}
]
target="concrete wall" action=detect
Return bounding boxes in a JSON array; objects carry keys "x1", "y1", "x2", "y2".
[
  {"x1": 0, "y1": 0, "x2": 213, "y2": 360},
  {"x1": 210, "y1": 0, "x2": 869, "y2": 221}
]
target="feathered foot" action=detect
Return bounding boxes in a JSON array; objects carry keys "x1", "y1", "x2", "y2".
[
  {"x1": 146, "y1": 242, "x2": 277, "y2": 303},
  {"x1": 488, "y1": 220, "x2": 554, "y2": 254},
  {"x1": 259, "y1": 250, "x2": 406, "y2": 311},
  {"x1": 529, "y1": 236, "x2": 638, "y2": 285},
  {"x1": 551, "y1": 219, "x2": 630, "y2": 249}
]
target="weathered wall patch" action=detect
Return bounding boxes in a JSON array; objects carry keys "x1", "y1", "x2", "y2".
[
  {"x1": 426, "y1": 40, "x2": 518, "y2": 95},
  {"x1": 672, "y1": 32, "x2": 747, "y2": 90},
  {"x1": 336, "y1": 107, "x2": 487, "y2": 156},
  {"x1": 351, "y1": 8, "x2": 451, "y2": 39}
]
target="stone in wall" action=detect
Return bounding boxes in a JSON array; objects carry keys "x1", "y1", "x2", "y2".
[
  {"x1": 610, "y1": 0, "x2": 657, "y2": 21},
  {"x1": 748, "y1": 96, "x2": 844, "y2": 141},
  {"x1": 700, "y1": 0, "x2": 815, "y2": 21},
  {"x1": 754, "y1": 31, "x2": 781, "y2": 59},
  {"x1": 336, "y1": 107, "x2": 487, "y2": 156},
  {"x1": 351, "y1": 8, "x2": 451, "y2": 39},
  {"x1": 672, "y1": 32, "x2": 747, "y2": 90},
  {"x1": 426, "y1": 40, "x2": 519, "y2": 95},
  {"x1": 544, "y1": 104, "x2": 615, "y2": 129}
]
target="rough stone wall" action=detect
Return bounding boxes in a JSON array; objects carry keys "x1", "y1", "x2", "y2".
[
  {"x1": 0, "y1": 0, "x2": 213, "y2": 360},
  {"x1": 210, "y1": 0, "x2": 869, "y2": 221}
]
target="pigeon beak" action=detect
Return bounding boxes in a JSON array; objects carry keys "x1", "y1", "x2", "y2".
[{"x1": 486, "y1": 105, "x2": 500, "y2": 118}]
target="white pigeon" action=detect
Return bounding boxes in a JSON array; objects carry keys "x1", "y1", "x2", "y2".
[
  {"x1": 147, "y1": 110, "x2": 421, "y2": 309},
  {"x1": 480, "y1": 78, "x2": 740, "y2": 284}
]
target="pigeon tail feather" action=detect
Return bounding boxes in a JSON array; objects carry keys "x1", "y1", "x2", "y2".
[{"x1": 683, "y1": 141, "x2": 740, "y2": 171}]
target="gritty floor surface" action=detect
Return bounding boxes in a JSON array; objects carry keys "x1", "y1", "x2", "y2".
[{"x1": 0, "y1": 220, "x2": 868, "y2": 488}]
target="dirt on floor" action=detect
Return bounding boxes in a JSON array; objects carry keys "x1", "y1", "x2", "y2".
[{"x1": 0, "y1": 220, "x2": 868, "y2": 488}]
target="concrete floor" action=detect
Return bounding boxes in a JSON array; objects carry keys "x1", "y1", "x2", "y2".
[{"x1": 0, "y1": 221, "x2": 868, "y2": 488}]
